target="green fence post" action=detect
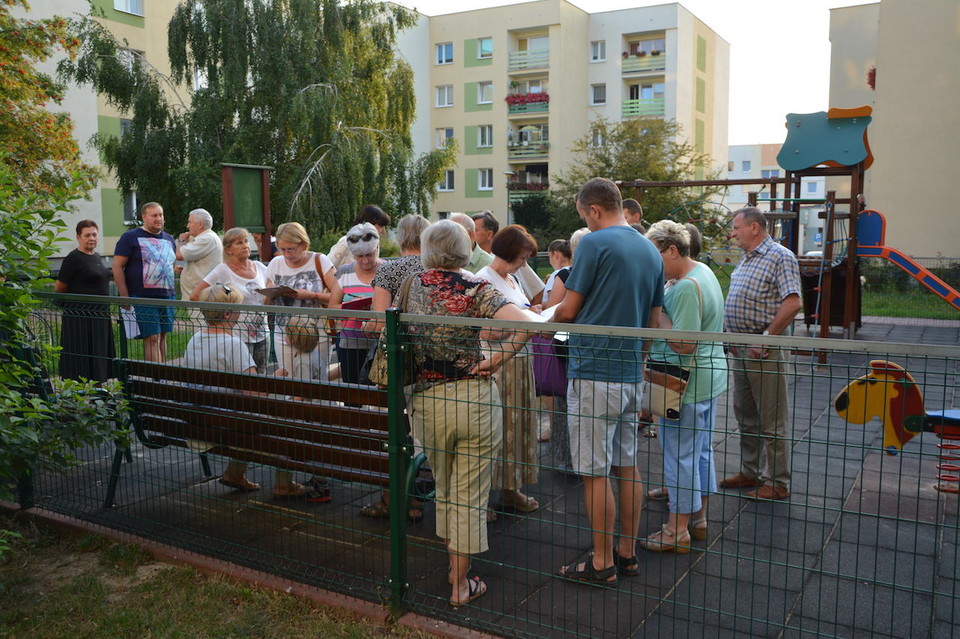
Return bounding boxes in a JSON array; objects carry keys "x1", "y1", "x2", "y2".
[{"x1": 385, "y1": 307, "x2": 410, "y2": 614}]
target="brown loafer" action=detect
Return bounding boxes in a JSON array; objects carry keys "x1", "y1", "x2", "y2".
[
  {"x1": 745, "y1": 485, "x2": 790, "y2": 501},
  {"x1": 719, "y1": 472, "x2": 760, "y2": 489}
]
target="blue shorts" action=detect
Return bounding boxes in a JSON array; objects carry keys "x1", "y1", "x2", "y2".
[{"x1": 133, "y1": 297, "x2": 175, "y2": 338}]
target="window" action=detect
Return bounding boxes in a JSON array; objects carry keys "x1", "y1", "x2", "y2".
[
  {"x1": 478, "y1": 125, "x2": 493, "y2": 148},
  {"x1": 591, "y1": 128, "x2": 605, "y2": 148},
  {"x1": 727, "y1": 161, "x2": 735, "y2": 172},
  {"x1": 590, "y1": 84, "x2": 606, "y2": 105},
  {"x1": 123, "y1": 190, "x2": 139, "y2": 223},
  {"x1": 513, "y1": 79, "x2": 545, "y2": 94},
  {"x1": 194, "y1": 67, "x2": 209, "y2": 91},
  {"x1": 741, "y1": 160, "x2": 752, "y2": 172},
  {"x1": 477, "y1": 81, "x2": 493, "y2": 104},
  {"x1": 807, "y1": 181, "x2": 818, "y2": 194},
  {"x1": 434, "y1": 127, "x2": 454, "y2": 149},
  {"x1": 628, "y1": 82, "x2": 664, "y2": 101},
  {"x1": 436, "y1": 42, "x2": 453, "y2": 65},
  {"x1": 591, "y1": 40, "x2": 606, "y2": 62},
  {"x1": 761, "y1": 169, "x2": 780, "y2": 179},
  {"x1": 478, "y1": 168, "x2": 493, "y2": 191},
  {"x1": 118, "y1": 48, "x2": 145, "y2": 73},
  {"x1": 478, "y1": 37, "x2": 493, "y2": 59},
  {"x1": 628, "y1": 37, "x2": 666, "y2": 56},
  {"x1": 114, "y1": 0, "x2": 144, "y2": 16},
  {"x1": 439, "y1": 170, "x2": 455, "y2": 192},
  {"x1": 436, "y1": 85, "x2": 453, "y2": 107},
  {"x1": 120, "y1": 118, "x2": 134, "y2": 137}
]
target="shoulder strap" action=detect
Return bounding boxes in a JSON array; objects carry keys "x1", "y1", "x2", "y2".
[
  {"x1": 680, "y1": 274, "x2": 703, "y2": 322},
  {"x1": 314, "y1": 253, "x2": 328, "y2": 294},
  {"x1": 395, "y1": 272, "x2": 418, "y2": 311}
]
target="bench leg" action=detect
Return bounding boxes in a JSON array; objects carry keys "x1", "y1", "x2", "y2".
[
  {"x1": 103, "y1": 444, "x2": 127, "y2": 508},
  {"x1": 199, "y1": 452, "x2": 213, "y2": 477}
]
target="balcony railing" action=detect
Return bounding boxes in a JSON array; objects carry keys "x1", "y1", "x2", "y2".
[
  {"x1": 508, "y1": 142, "x2": 550, "y2": 161},
  {"x1": 508, "y1": 102, "x2": 549, "y2": 115},
  {"x1": 622, "y1": 52, "x2": 667, "y2": 73},
  {"x1": 622, "y1": 97, "x2": 665, "y2": 118},
  {"x1": 508, "y1": 49, "x2": 549, "y2": 71}
]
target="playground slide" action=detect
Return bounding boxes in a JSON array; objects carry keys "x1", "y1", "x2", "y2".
[{"x1": 857, "y1": 210, "x2": 960, "y2": 312}]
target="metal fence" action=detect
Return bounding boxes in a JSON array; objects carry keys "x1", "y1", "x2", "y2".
[{"x1": 15, "y1": 293, "x2": 960, "y2": 638}]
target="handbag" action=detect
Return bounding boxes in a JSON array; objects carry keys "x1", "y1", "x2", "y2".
[
  {"x1": 531, "y1": 334, "x2": 567, "y2": 397},
  {"x1": 366, "y1": 273, "x2": 417, "y2": 389},
  {"x1": 314, "y1": 254, "x2": 338, "y2": 338},
  {"x1": 641, "y1": 275, "x2": 703, "y2": 420}
]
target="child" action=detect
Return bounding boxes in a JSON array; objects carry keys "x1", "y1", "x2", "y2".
[{"x1": 184, "y1": 284, "x2": 315, "y2": 500}]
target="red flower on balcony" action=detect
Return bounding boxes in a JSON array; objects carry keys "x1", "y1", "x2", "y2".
[
  {"x1": 867, "y1": 66, "x2": 876, "y2": 90},
  {"x1": 505, "y1": 92, "x2": 550, "y2": 106},
  {"x1": 506, "y1": 182, "x2": 549, "y2": 191}
]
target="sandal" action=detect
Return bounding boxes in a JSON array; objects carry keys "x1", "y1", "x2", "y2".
[
  {"x1": 360, "y1": 497, "x2": 424, "y2": 522},
  {"x1": 640, "y1": 524, "x2": 691, "y2": 554},
  {"x1": 646, "y1": 486, "x2": 669, "y2": 501},
  {"x1": 502, "y1": 492, "x2": 539, "y2": 513},
  {"x1": 219, "y1": 477, "x2": 260, "y2": 492},
  {"x1": 690, "y1": 518, "x2": 708, "y2": 541},
  {"x1": 643, "y1": 425, "x2": 658, "y2": 438},
  {"x1": 560, "y1": 559, "x2": 618, "y2": 589},
  {"x1": 450, "y1": 575, "x2": 487, "y2": 608},
  {"x1": 615, "y1": 552, "x2": 640, "y2": 577},
  {"x1": 273, "y1": 481, "x2": 329, "y2": 502}
]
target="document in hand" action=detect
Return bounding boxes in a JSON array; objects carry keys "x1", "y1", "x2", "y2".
[
  {"x1": 255, "y1": 285, "x2": 298, "y2": 300},
  {"x1": 341, "y1": 297, "x2": 372, "y2": 311}
]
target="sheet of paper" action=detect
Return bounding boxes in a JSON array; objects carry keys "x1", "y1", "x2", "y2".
[
  {"x1": 121, "y1": 307, "x2": 140, "y2": 339},
  {"x1": 538, "y1": 304, "x2": 557, "y2": 322},
  {"x1": 255, "y1": 285, "x2": 298, "y2": 300}
]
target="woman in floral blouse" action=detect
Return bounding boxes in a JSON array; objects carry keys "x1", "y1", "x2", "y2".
[{"x1": 406, "y1": 220, "x2": 535, "y2": 608}]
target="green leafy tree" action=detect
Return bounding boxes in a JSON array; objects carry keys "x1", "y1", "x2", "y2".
[
  {"x1": 545, "y1": 117, "x2": 723, "y2": 242},
  {"x1": 0, "y1": 2, "x2": 124, "y2": 517},
  {"x1": 60, "y1": 0, "x2": 455, "y2": 239}
]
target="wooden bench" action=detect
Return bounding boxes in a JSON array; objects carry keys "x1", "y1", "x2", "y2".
[{"x1": 105, "y1": 360, "x2": 428, "y2": 508}]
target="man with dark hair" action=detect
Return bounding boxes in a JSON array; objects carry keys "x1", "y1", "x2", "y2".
[
  {"x1": 471, "y1": 211, "x2": 499, "y2": 254},
  {"x1": 722, "y1": 206, "x2": 802, "y2": 501},
  {"x1": 473, "y1": 210, "x2": 543, "y2": 303},
  {"x1": 450, "y1": 212, "x2": 493, "y2": 273},
  {"x1": 553, "y1": 177, "x2": 664, "y2": 587},
  {"x1": 623, "y1": 198, "x2": 643, "y2": 226}
]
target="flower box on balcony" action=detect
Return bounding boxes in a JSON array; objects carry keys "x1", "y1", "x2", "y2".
[{"x1": 505, "y1": 92, "x2": 550, "y2": 106}]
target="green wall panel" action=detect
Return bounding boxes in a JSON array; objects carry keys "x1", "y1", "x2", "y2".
[
  {"x1": 697, "y1": 36, "x2": 707, "y2": 72},
  {"x1": 91, "y1": 0, "x2": 145, "y2": 28},
  {"x1": 464, "y1": 39, "x2": 493, "y2": 68},
  {"x1": 464, "y1": 82, "x2": 493, "y2": 113},
  {"x1": 465, "y1": 169, "x2": 494, "y2": 199},
  {"x1": 100, "y1": 188, "x2": 128, "y2": 237},
  {"x1": 696, "y1": 78, "x2": 706, "y2": 113}
]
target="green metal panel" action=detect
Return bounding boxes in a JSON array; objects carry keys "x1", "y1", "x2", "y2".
[
  {"x1": 622, "y1": 54, "x2": 667, "y2": 74},
  {"x1": 229, "y1": 166, "x2": 266, "y2": 232},
  {"x1": 463, "y1": 83, "x2": 492, "y2": 113},
  {"x1": 90, "y1": 0, "x2": 145, "y2": 28},
  {"x1": 507, "y1": 102, "x2": 549, "y2": 115},
  {"x1": 464, "y1": 38, "x2": 493, "y2": 68},
  {"x1": 696, "y1": 78, "x2": 706, "y2": 113},
  {"x1": 385, "y1": 309, "x2": 409, "y2": 613},
  {"x1": 100, "y1": 188, "x2": 128, "y2": 237},
  {"x1": 697, "y1": 36, "x2": 707, "y2": 72},
  {"x1": 621, "y1": 98, "x2": 666, "y2": 118}
]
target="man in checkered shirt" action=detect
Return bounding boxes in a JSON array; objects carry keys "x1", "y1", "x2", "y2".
[{"x1": 721, "y1": 207, "x2": 802, "y2": 501}]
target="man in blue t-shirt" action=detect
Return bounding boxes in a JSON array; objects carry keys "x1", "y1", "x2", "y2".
[
  {"x1": 112, "y1": 202, "x2": 177, "y2": 362},
  {"x1": 553, "y1": 177, "x2": 664, "y2": 587}
]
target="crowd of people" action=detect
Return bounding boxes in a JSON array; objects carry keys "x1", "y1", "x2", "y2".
[{"x1": 53, "y1": 179, "x2": 801, "y2": 606}]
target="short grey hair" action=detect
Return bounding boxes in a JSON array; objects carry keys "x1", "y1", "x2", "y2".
[
  {"x1": 646, "y1": 220, "x2": 691, "y2": 257},
  {"x1": 395, "y1": 214, "x2": 430, "y2": 252},
  {"x1": 448, "y1": 212, "x2": 475, "y2": 234},
  {"x1": 189, "y1": 208, "x2": 214, "y2": 230},
  {"x1": 421, "y1": 219, "x2": 470, "y2": 270},
  {"x1": 569, "y1": 227, "x2": 591, "y2": 254}
]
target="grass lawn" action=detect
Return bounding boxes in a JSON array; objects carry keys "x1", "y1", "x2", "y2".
[{"x1": 0, "y1": 518, "x2": 426, "y2": 639}]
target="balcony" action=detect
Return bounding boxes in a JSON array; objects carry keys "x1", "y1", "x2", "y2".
[
  {"x1": 622, "y1": 52, "x2": 667, "y2": 74},
  {"x1": 622, "y1": 97, "x2": 665, "y2": 118},
  {"x1": 508, "y1": 49, "x2": 549, "y2": 71},
  {"x1": 506, "y1": 92, "x2": 549, "y2": 116},
  {"x1": 508, "y1": 142, "x2": 550, "y2": 161},
  {"x1": 507, "y1": 182, "x2": 549, "y2": 204}
]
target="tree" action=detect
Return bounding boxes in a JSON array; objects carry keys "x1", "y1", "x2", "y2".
[
  {"x1": 0, "y1": 0, "x2": 95, "y2": 202},
  {"x1": 545, "y1": 117, "x2": 723, "y2": 242},
  {"x1": 60, "y1": 0, "x2": 455, "y2": 239}
]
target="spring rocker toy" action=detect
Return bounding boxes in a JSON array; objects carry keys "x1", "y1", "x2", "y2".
[{"x1": 834, "y1": 360, "x2": 960, "y2": 493}]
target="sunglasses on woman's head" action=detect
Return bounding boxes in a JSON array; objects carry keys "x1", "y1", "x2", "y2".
[
  {"x1": 347, "y1": 233, "x2": 378, "y2": 244},
  {"x1": 216, "y1": 283, "x2": 233, "y2": 294}
]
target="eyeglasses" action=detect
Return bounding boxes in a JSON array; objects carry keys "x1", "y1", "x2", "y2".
[
  {"x1": 347, "y1": 233, "x2": 378, "y2": 244},
  {"x1": 277, "y1": 245, "x2": 302, "y2": 253}
]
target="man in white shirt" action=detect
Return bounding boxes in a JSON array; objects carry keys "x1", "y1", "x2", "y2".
[{"x1": 177, "y1": 208, "x2": 223, "y2": 315}]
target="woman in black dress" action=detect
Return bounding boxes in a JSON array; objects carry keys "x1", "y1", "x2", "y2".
[{"x1": 55, "y1": 220, "x2": 115, "y2": 382}]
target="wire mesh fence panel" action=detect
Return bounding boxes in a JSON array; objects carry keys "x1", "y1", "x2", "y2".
[{"x1": 19, "y1": 294, "x2": 960, "y2": 637}]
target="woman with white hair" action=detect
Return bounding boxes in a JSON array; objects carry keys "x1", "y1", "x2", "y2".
[
  {"x1": 265, "y1": 222, "x2": 343, "y2": 375},
  {"x1": 405, "y1": 219, "x2": 537, "y2": 607},
  {"x1": 176, "y1": 208, "x2": 223, "y2": 307},
  {"x1": 335, "y1": 222, "x2": 381, "y2": 384},
  {"x1": 640, "y1": 220, "x2": 727, "y2": 553}
]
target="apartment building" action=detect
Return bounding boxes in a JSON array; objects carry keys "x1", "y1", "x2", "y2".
[
  {"x1": 20, "y1": 0, "x2": 180, "y2": 257},
  {"x1": 414, "y1": 0, "x2": 729, "y2": 222},
  {"x1": 726, "y1": 143, "x2": 825, "y2": 255},
  {"x1": 829, "y1": 0, "x2": 960, "y2": 258}
]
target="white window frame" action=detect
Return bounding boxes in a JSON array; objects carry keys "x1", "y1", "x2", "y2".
[
  {"x1": 435, "y1": 42, "x2": 453, "y2": 65},
  {"x1": 439, "y1": 170, "x2": 455, "y2": 192},
  {"x1": 123, "y1": 190, "x2": 140, "y2": 223},
  {"x1": 478, "y1": 37, "x2": 493, "y2": 59},
  {"x1": 478, "y1": 168, "x2": 493, "y2": 191},
  {"x1": 114, "y1": 0, "x2": 144, "y2": 17},
  {"x1": 477, "y1": 81, "x2": 493, "y2": 104},
  {"x1": 434, "y1": 127, "x2": 454, "y2": 149},
  {"x1": 436, "y1": 85, "x2": 454, "y2": 108},
  {"x1": 591, "y1": 129, "x2": 605, "y2": 148},
  {"x1": 590, "y1": 40, "x2": 606, "y2": 62},
  {"x1": 478, "y1": 125, "x2": 493, "y2": 148},
  {"x1": 590, "y1": 84, "x2": 606, "y2": 106},
  {"x1": 742, "y1": 160, "x2": 752, "y2": 172},
  {"x1": 807, "y1": 181, "x2": 818, "y2": 194},
  {"x1": 118, "y1": 47, "x2": 144, "y2": 73}
]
